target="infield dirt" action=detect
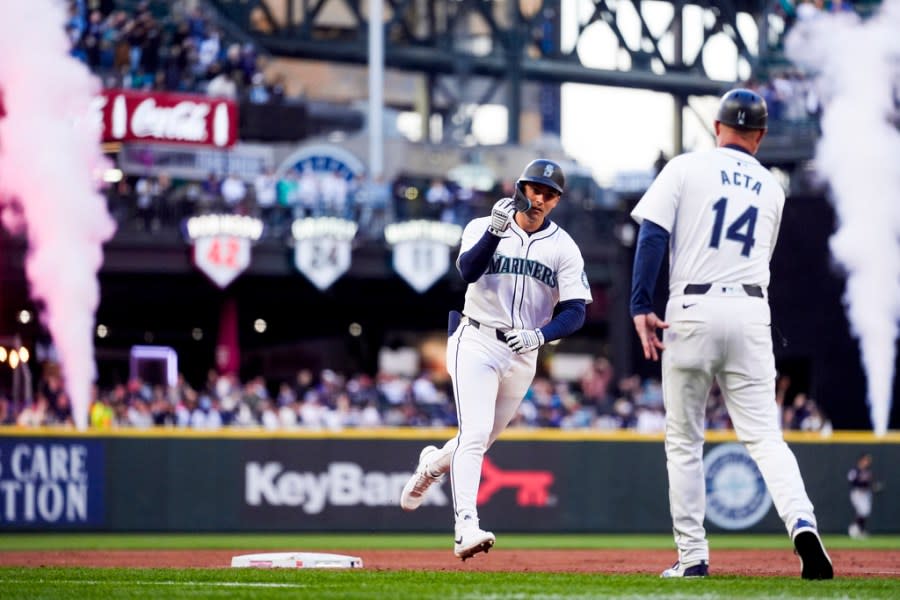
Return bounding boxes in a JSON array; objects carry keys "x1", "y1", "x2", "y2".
[{"x1": 0, "y1": 549, "x2": 897, "y2": 577}]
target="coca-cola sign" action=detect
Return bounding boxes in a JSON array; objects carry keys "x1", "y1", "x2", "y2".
[{"x1": 97, "y1": 89, "x2": 237, "y2": 147}]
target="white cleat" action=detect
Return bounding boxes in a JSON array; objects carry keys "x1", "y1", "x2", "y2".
[
  {"x1": 848, "y1": 523, "x2": 867, "y2": 539},
  {"x1": 660, "y1": 559, "x2": 709, "y2": 578},
  {"x1": 454, "y1": 526, "x2": 496, "y2": 561},
  {"x1": 399, "y1": 445, "x2": 443, "y2": 511}
]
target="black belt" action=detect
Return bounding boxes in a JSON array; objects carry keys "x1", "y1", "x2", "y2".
[
  {"x1": 466, "y1": 317, "x2": 507, "y2": 342},
  {"x1": 684, "y1": 283, "x2": 764, "y2": 298}
]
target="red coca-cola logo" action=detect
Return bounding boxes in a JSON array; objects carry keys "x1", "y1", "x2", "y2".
[{"x1": 97, "y1": 89, "x2": 237, "y2": 147}]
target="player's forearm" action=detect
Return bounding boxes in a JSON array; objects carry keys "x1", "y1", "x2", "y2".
[
  {"x1": 539, "y1": 299, "x2": 586, "y2": 342},
  {"x1": 630, "y1": 220, "x2": 669, "y2": 316},
  {"x1": 457, "y1": 231, "x2": 501, "y2": 282}
]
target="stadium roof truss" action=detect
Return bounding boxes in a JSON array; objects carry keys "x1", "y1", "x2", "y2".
[{"x1": 209, "y1": 0, "x2": 771, "y2": 142}]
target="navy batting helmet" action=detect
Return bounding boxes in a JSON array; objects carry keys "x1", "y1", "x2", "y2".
[
  {"x1": 516, "y1": 159, "x2": 565, "y2": 196},
  {"x1": 716, "y1": 88, "x2": 768, "y2": 130}
]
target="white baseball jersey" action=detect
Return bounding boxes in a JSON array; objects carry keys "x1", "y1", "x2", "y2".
[
  {"x1": 631, "y1": 146, "x2": 820, "y2": 567},
  {"x1": 418, "y1": 215, "x2": 591, "y2": 526},
  {"x1": 458, "y1": 217, "x2": 593, "y2": 329},
  {"x1": 631, "y1": 147, "x2": 784, "y2": 294}
]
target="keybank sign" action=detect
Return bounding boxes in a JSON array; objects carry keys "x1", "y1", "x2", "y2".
[
  {"x1": 0, "y1": 441, "x2": 105, "y2": 527},
  {"x1": 245, "y1": 461, "x2": 448, "y2": 514}
]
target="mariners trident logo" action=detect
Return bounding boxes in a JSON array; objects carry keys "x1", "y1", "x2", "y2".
[
  {"x1": 704, "y1": 443, "x2": 772, "y2": 529},
  {"x1": 543, "y1": 164, "x2": 554, "y2": 178}
]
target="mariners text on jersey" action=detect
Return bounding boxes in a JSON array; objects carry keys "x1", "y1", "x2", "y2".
[
  {"x1": 721, "y1": 170, "x2": 763, "y2": 195},
  {"x1": 487, "y1": 253, "x2": 558, "y2": 287}
]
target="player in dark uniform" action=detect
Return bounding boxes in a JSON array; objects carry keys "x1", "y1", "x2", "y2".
[{"x1": 847, "y1": 453, "x2": 880, "y2": 538}]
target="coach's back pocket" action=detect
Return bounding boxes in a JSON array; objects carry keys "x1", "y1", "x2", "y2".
[{"x1": 666, "y1": 319, "x2": 717, "y2": 371}]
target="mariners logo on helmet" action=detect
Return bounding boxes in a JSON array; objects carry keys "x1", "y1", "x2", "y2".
[
  {"x1": 517, "y1": 159, "x2": 565, "y2": 196},
  {"x1": 716, "y1": 88, "x2": 767, "y2": 131}
]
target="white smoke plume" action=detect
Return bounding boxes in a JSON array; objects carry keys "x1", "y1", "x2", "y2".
[
  {"x1": 785, "y1": 2, "x2": 900, "y2": 435},
  {"x1": 0, "y1": 0, "x2": 116, "y2": 429}
]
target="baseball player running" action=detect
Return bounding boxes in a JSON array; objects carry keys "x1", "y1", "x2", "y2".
[
  {"x1": 399, "y1": 159, "x2": 592, "y2": 560},
  {"x1": 630, "y1": 89, "x2": 833, "y2": 580}
]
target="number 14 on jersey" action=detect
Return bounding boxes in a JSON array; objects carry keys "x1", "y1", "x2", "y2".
[{"x1": 709, "y1": 197, "x2": 757, "y2": 257}]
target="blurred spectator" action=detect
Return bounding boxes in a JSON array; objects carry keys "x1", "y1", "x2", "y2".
[
  {"x1": 359, "y1": 400, "x2": 383, "y2": 427},
  {"x1": 254, "y1": 165, "x2": 278, "y2": 222},
  {"x1": 320, "y1": 170, "x2": 349, "y2": 217},
  {"x1": 247, "y1": 72, "x2": 271, "y2": 104},
  {"x1": 206, "y1": 64, "x2": 238, "y2": 99},
  {"x1": 425, "y1": 178, "x2": 452, "y2": 220},
  {"x1": 197, "y1": 26, "x2": 221, "y2": 72},
  {"x1": 192, "y1": 395, "x2": 224, "y2": 429},
  {"x1": 150, "y1": 389, "x2": 175, "y2": 426},
  {"x1": 17, "y1": 396, "x2": 49, "y2": 427},
  {"x1": 82, "y1": 9, "x2": 105, "y2": 67},
  {"x1": 258, "y1": 399, "x2": 280, "y2": 430},
  {"x1": 0, "y1": 397, "x2": 13, "y2": 425},
  {"x1": 48, "y1": 392, "x2": 74, "y2": 426},
  {"x1": 90, "y1": 395, "x2": 115, "y2": 429},
  {"x1": 580, "y1": 356, "x2": 614, "y2": 414},
  {"x1": 299, "y1": 391, "x2": 327, "y2": 428},
  {"x1": 200, "y1": 171, "x2": 222, "y2": 209},
  {"x1": 276, "y1": 170, "x2": 299, "y2": 221},
  {"x1": 67, "y1": 0, "x2": 87, "y2": 35},
  {"x1": 269, "y1": 72, "x2": 287, "y2": 103},
  {"x1": 134, "y1": 175, "x2": 159, "y2": 231},
  {"x1": 297, "y1": 168, "x2": 321, "y2": 217},
  {"x1": 221, "y1": 172, "x2": 248, "y2": 212},
  {"x1": 451, "y1": 182, "x2": 476, "y2": 226},
  {"x1": 126, "y1": 397, "x2": 154, "y2": 428},
  {"x1": 789, "y1": 393, "x2": 812, "y2": 429}
]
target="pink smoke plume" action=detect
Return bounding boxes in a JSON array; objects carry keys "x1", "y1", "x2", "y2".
[{"x1": 0, "y1": 0, "x2": 116, "y2": 429}]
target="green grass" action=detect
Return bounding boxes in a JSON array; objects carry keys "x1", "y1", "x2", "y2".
[
  {"x1": 0, "y1": 567, "x2": 896, "y2": 599},
  {"x1": 1, "y1": 532, "x2": 898, "y2": 551}
]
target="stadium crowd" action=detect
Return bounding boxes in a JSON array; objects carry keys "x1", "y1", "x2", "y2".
[
  {"x1": 69, "y1": 0, "x2": 280, "y2": 103},
  {"x1": 109, "y1": 167, "x2": 490, "y2": 241},
  {"x1": 750, "y1": 0, "x2": 887, "y2": 128},
  {"x1": 2, "y1": 360, "x2": 830, "y2": 435}
]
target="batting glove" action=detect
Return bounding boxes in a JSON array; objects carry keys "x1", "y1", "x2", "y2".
[
  {"x1": 487, "y1": 198, "x2": 516, "y2": 236},
  {"x1": 504, "y1": 328, "x2": 544, "y2": 354}
]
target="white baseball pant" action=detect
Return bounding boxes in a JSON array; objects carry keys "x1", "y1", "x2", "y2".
[
  {"x1": 424, "y1": 320, "x2": 537, "y2": 524},
  {"x1": 850, "y1": 489, "x2": 872, "y2": 518},
  {"x1": 662, "y1": 292, "x2": 818, "y2": 564}
]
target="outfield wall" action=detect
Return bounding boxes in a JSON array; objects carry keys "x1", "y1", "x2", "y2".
[{"x1": 0, "y1": 428, "x2": 896, "y2": 534}]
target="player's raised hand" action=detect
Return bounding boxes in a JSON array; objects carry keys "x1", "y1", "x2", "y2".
[
  {"x1": 504, "y1": 328, "x2": 544, "y2": 354},
  {"x1": 488, "y1": 198, "x2": 517, "y2": 236},
  {"x1": 633, "y1": 312, "x2": 668, "y2": 361}
]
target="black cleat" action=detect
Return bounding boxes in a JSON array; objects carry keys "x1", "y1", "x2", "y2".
[{"x1": 792, "y1": 519, "x2": 834, "y2": 580}]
